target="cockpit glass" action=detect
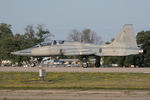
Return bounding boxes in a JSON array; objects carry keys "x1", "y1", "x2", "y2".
[
  {"x1": 32, "y1": 45, "x2": 39, "y2": 48},
  {"x1": 32, "y1": 40, "x2": 65, "y2": 48},
  {"x1": 59, "y1": 40, "x2": 64, "y2": 44}
]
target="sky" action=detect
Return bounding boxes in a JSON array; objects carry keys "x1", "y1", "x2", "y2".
[{"x1": 0, "y1": 0, "x2": 150, "y2": 42}]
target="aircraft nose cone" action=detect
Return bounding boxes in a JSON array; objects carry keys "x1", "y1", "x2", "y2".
[
  {"x1": 11, "y1": 51, "x2": 19, "y2": 55},
  {"x1": 11, "y1": 49, "x2": 32, "y2": 56}
]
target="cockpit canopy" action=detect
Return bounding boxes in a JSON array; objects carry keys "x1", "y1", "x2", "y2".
[{"x1": 32, "y1": 40, "x2": 65, "y2": 48}]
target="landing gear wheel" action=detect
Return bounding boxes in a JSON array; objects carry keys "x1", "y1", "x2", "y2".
[
  {"x1": 81, "y1": 56, "x2": 89, "y2": 68},
  {"x1": 82, "y1": 63, "x2": 89, "y2": 68},
  {"x1": 95, "y1": 56, "x2": 101, "y2": 67}
]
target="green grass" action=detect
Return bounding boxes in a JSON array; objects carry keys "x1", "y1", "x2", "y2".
[{"x1": 0, "y1": 72, "x2": 150, "y2": 90}]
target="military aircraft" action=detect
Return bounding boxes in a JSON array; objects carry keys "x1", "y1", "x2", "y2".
[{"x1": 11, "y1": 24, "x2": 140, "y2": 67}]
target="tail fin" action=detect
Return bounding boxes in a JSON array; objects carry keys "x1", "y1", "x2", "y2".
[
  {"x1": 102, "y1": 24, "x2": 139, "y2": 56},
  {"x1": 111, "y1": 24, "x2": 138, "y2": 48}
]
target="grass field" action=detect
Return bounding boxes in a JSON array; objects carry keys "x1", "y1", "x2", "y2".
[{"x1": 0, "y1": 72, "x2": 150, "y2": 90}]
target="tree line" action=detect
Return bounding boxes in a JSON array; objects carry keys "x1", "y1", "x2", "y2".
[
  {"x1": 103, "y1": 31, "x2": 150, "y2": 67},
  {"x1": 0, "y1": 23, "x2": 150, "y2": 67},
  {"x1": 0, "y1": 23, "x2": 52, "y2": 65}
]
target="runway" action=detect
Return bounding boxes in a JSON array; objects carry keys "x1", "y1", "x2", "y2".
[
  {"x1": 0, "y1": 67, "x2": 150, "y2": 73},
  {"x1": 0, "y1": 89, "x2": 150, "y2": 100}
]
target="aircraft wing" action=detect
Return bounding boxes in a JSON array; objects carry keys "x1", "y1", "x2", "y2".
[{"x1": 62, "y1": 48, "x2": 95, "y2": 56}]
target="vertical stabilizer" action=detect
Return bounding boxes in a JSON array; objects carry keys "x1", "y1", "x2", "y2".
[
  {"x1": 101, "y1": 24, "x2": 139, "y2": 56},
  {"x1": 111, "y1": 24, "x2": 138, "y2": 48}
]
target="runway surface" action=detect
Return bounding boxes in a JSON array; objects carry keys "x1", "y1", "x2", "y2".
[
  {"x1": 0, "y1": 89, "x2": 150, "y2": 100},
  {"x1": 0, "y1": 67, "x2": 150, "y2": 73}
]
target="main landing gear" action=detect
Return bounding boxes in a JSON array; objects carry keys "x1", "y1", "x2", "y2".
[
  {"x1": 95, "y1": 56, "x2": 101, "y2": 67},
  {"x1": 81, "y1": 56, "x2": 101, "y2": 68}
]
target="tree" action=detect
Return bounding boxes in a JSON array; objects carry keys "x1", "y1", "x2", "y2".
[
  {"x1": 68, "y1": 30, "x2": 81, "y2": 42},
  {"x1": 24, "y1": 25, "x2": 35, "y2": 39},
  {"x1": 36, "y1": 24, "x2": 53, "y2": 42},
  {"x1": 11, "y1": 34, "x2": 32, "y2": 65},
  {"x1": 81, "y1": 29, "x2": 90, "y2": 43},
  {"x1": 0, "y1": 33, "x2": 32, "y2": 66},
  {"x1": 68, "y1": 29, "x2": 103, "y2": 44},
  {"x1": 24, "y1": 24, "x2": 54, "y2": 46},
  {"x1": 24, "y1": 25, "x2": 37, "y2": 46},
  {"x1": 105, "y1": 38, "x2": 115, "y2": 44},
  {"x1": 0, "y1": 23, "x2": 13, "y2": 65},
  {"x1": 23, "y1": 25, "x2": 38, "y2": 47},
  {"x1": 90, "y1": 31, "x2": 102, "y2": 44},
  {"x1": 0, "y1": 23, "x2": 13, "y2": 39},
  {"x1": 0, "y1": 23, "x2": 55, "y2": 66},
  {"x1": 81, "y1": 29, "x2": 103, "y2": 44},
  {"x1": 136, "y1": 31, "x2": 150, "y2": 67}
]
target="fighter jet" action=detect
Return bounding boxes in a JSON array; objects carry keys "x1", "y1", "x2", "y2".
[{"x1": 11, "y1": 24, "x2": 140, "y2": 67}]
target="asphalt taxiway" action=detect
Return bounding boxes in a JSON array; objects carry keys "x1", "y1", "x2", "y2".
[
  {"x1": 0, "y1": 67, "x2": 150, "y2": 73},
  {"x1": 0, "y1": 89, "x2": 150, "y2": 100}
]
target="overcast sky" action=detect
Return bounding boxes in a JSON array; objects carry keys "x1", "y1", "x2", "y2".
[{"x1": 0, "y1": 0, "x2": 150, "y2": 42}]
